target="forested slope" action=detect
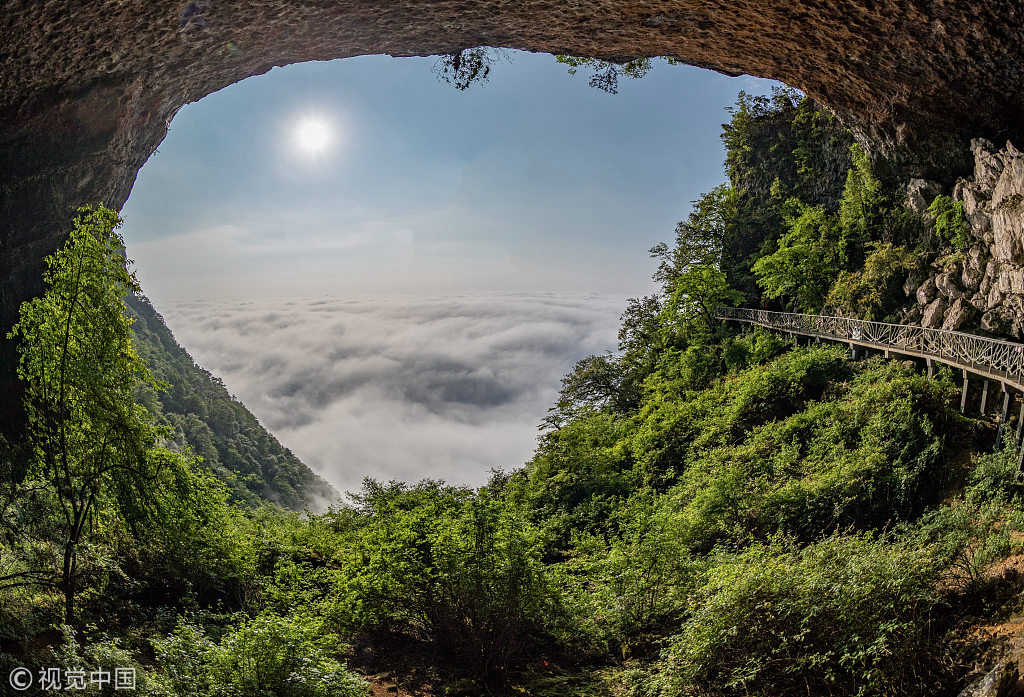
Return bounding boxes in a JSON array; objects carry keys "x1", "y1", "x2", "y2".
[{"x1": 126, "y1": 294, "x2": 336, "y2": 510}]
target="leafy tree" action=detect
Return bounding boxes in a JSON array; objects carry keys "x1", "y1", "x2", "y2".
[
  {"x1": 719, "y1": 89, "x2": 854, "y2": 300},
  {"x1": 555, "y1": 55, "x2": 653, "y2": 93},
  {"x1": 826, "y1": 243, "x2": 920, "y2": 320},
  {"x1": 836, "y1": 144, "x2": 883, "y2": 263},
  {"x1": 7, "y1": 205, "x2": 192, "y2": 623},
  {"x1": 546, "y1": 354, "x2": 635, "y2": 427},
  {"x1": 432, "y1": 48, "x2": 508, "y2": 90},
  {"x1": 752, "y1": 201, "x2": 842, "y2": 312},
  {"x1": 659, "y1": 265, "x2": 743, "y2": 339},
  {"x1": 650, "y1": 184, "x2": 735, "y2": 289},
  {"x1": 332, "y1": 480, "x2": 552, "y2": 685}
]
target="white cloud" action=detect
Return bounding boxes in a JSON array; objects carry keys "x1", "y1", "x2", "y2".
[{"x1": 158, "y1": 292, "x2": 626, "y2": 494}]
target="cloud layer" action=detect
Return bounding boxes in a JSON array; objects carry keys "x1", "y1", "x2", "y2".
[{"x1": 159, "y1": 293, "x2": 625, "y2": 495}]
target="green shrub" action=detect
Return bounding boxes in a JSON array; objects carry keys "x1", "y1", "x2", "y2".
[
  {"x1": 665, "y1": 361, "x2": 964, "y2": 550},
  {"x1": 51, "y1": 626, "x2": 157, "y2": 696},
  {"x1": 910, "y1": 501, "x2": 1012, "y2": 591},
  {"x1": 826, "y1": 243, "x2": 920, "y2": 320},
  {"x1": 965, "y1": 444, "x2": 1021, "y2": 505},
  {"x1": 328, "y1": 481, "x2": 553, "y2": 684},
  {"x1": 722, "y1": 329, "x2": 789, "y2": 373},
  {"x1": 552, "y1": 494, "x2": 698, "y2": 658},
  {"x1": 152, "y1": 614, "x2": 366, "y2": 697},
  {"x1": 655, "y1": 535, "x2": 950, "y2": 697},
  {"x1": 928, "y1": 195, "x2": 969, "y2": 251}
]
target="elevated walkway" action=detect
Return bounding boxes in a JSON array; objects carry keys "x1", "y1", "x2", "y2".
[{"x1": 716, "y1": 307, "x2": 1024, "y2": 460}]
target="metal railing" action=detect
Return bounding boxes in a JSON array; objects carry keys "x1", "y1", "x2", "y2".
[{"x1": 716, "y1": 307, "x2": 1024, "y2": 390}]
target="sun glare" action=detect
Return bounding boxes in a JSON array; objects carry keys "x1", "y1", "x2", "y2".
[{"x1": 293, "y1": 116, "x2": 334, "y2": 156}]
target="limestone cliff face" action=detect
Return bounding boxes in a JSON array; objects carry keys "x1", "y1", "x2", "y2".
[{"x1": 905, "y1": 140, "x2": 1024, "y2": 337}]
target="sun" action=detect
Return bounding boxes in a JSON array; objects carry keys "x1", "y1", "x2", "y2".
[{"x1": 293, "y1": 116, "x2": 334, "y2": 156}]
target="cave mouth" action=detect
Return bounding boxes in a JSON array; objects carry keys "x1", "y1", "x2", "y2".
[
  {"x1": 117, "y1": 51, "x2": 778, "y2": 492},
  {"x1": 5, "y1": 2, "x2": 1024, "y2": 432}
]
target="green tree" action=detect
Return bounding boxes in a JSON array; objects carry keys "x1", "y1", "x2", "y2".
[
  {"x1": 751, "y1": 201, "x2": 841, "y2": 312},
  {"x1": 826, "y1": 243, "x2": 920, "y2": 320},
  {"x1": 555, "y1": 55, "x2": 653, "y2": 94},
  {"x1": 659, "y1": 265, "x2": 743, "y2": 340},
  {"x1": 433, "y1": 48, "x2": 508, "y2": 90},
  {"x1": 334, "y1": 480, "x2": 551, "y2": 685},
  {"x1": 7, "y1": 205, "x2": 191, "y2": 623},
  {"x1": 650, "y1": 185, "x2": 735, "y2": 288}
]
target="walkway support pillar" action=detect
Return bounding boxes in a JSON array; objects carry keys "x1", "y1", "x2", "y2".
[
  {"x1": 961, "y1": 371, "x2": 970, "y2": 415},
  {"x1": 981, "y1": 379, "x2": 991, "y2": 414},
  {"x1": 996, "y1": 384, "x2": 1011, "y2": 451},
  {"x1": 927, "y1": 358, "x2": 934, "y2": 378}
]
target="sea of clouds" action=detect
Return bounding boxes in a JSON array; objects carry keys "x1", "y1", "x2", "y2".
[{"x1": 158, "y1": 292, "x2": 627, "y2": 496}]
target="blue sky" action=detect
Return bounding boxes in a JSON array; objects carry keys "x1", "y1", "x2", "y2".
[{"x1": 120, "y1": 51, "x2": 780, "y2": 303}]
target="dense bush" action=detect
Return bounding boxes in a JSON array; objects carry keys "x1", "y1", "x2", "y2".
[
  {"x1": 325, "y1": 480, "x2": 553, "y2": 684},
  {"x1": 928, "y1": 195, "x2": 970, "y2": 251},
  {"x1": 153, "y1": 614, "x2": 366, "y2": 697},
  {"x1": 552, "y1": 493, "x2": 698, "y2": 658},
  {"x1": 655, "y1": 535, "x2": 952, "y2": 697}
]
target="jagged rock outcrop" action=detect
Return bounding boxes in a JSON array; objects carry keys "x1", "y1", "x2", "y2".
[{"x1": 906, "y1": 139, "x2": 1024, "y2": 337}]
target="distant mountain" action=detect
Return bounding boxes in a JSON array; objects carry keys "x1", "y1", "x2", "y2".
[{"x1": 126, "y1": 294, "x2": 337, "y2": 510}]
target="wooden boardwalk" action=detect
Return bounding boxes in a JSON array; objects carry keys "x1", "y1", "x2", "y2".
[{"x1": 716, "y1": 307, "x2": 1024, "y2": 456}]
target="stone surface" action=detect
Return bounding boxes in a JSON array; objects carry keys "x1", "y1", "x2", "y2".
[
  {"x1": 907, "y1": 178, "x2": 942, "y2": 215},
  {"x1": 973, "y1": 139, "x2": 1006, "y2": 191},
  {"x1": 922, "y1": 297, "x2": 947, "y2": 328},
  {"x1": 963, "y1": 265, "x2": 984, "y2": 291},
  {"x1": 916, "y1": 278, "x2": 937, "y2": 305},
  {"x1": 983, "y1": 308, "x2": 1014, "y2": 335},
  {"x1": 935, "y1": 271, "x2": 964, "y2": 300},
  {"x1": 942, "y1": 297, "x2": 974, "y2": 331},
  {"x1": 992, "y1": 208, "x2": 1024, "y2": 263},
  {"x1": 909, "y1": 139, "x2": 1024, "y2": 337},
  {"x1": 956, "y1": 660, "x2": 1018, "y2": 697},
  {"x1": 903, "y1": 272, "x2": 924, "y2": 298},
  {"x1": 988, "y1": 286, "x2": 1005, "y2": 309}
]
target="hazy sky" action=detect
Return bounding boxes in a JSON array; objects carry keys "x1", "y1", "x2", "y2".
[
  {"x1": 120, "y1": 51, "x2": 779, "y2": 302},
  {"x1": 117, "y1": 52, "x2": 779, "y2": 493}
]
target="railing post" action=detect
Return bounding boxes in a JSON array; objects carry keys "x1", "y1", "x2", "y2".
[{"x1": 961, "y1": 371, "x2": 970, "y2": 415}]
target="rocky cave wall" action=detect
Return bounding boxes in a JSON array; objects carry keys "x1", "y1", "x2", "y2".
[{"x1": 4, "y1": 0, "x2": 1024, "y2": 422}]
